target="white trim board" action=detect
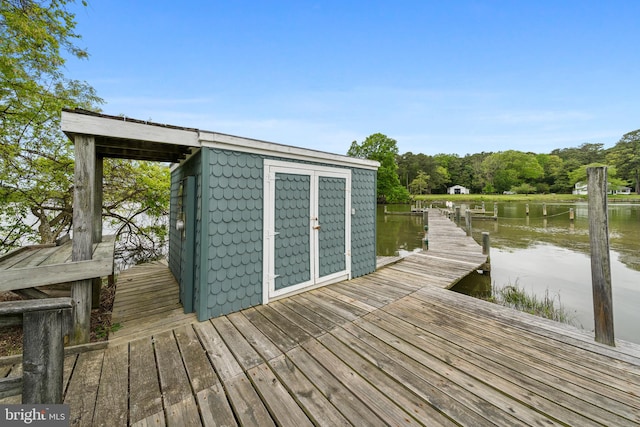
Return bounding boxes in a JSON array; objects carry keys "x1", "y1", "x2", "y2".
[{"x1": 61, "y1": 110, "x2": 379, "y2": 171}]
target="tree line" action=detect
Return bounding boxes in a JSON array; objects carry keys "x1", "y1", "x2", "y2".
[{"x1": 348, "y1": 132, "x2": 640, "y2": 203}]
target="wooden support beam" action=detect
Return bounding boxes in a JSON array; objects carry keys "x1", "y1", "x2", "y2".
[
  {"x1": 92, "y1": 156, "x2": 104, "y2": 309},
  {"x1": 587, "y1": 166, "x2": 615, "y2": 346},
  {"x1": 93, "y1": 155, "x2": 103, "y2": 243},
  {"x1": 71, "y1": 135, "x2": 95, "y2": 345}
]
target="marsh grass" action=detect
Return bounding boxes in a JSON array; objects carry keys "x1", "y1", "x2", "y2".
[{"x1": 484, "y1": 281, "x2": 578, "y2": 326}]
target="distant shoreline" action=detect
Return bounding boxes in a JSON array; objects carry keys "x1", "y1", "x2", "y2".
[{"x1": 411, "y1": 193, "x2": 640, "y2": 203}]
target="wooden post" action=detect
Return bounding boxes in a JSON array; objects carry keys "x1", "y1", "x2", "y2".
[
  {"x1": 569, "y1": 208, "x2": 575, "y2": 222},
  {"x1": 542, "y1": 203, "x2": 547, "y2": 217},
  {"x1": 71, "y1": 135, "x2": 95, "y2": 344},
  {"x1": 23, "y1": 309, "x2": 69, "y2": 403},
  {"x1": 587, "y1": 166, "x2": 615, "y2": 346},
  {"x1": 481, "y1": 231, "x2": 491, "y2": 274},
  {"x1": 493, "y1": 203, "x2": 498, "y2": 219},
  {"x1": 455, "y1": 206, "x2": 461, "y2": 224},
  {"x1": 482, "y1": 232, "x2": 490, "y2": 256},
  {"x1": 92, "y1": 156, "x2": 104, "y2": 309},
  {"x1": 422, "y1": 210, "x2": 429, "y2": 251},
  {"x1": 384, "y1": 205, "x2": 388, "y2": 214},
  {"x1": 0, "y1": 298, "x2": 73, "y2": 404},
  {"x1": 465, "y1": 209, "x2": 472, "y2": 236},
  {"x1": 525, "y1": 203, "x2": 530, "y2": 216}
]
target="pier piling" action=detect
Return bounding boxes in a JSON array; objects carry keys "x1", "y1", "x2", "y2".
[{"x1": 587, "y1": 166, "x2": 615, "y2": 346}]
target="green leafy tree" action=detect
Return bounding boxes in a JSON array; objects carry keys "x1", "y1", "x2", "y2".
[
  {"x1": 397, "y1": 152, "x2": 435, "y2": 190},
  {"x1": 0, "y1": 1, "x2": 172, "y2": 264},
  {"x1": 430, "y1": 165, "x2": 450, "y2": 193},
  {"x1": 551, "y1": 143, "x2": 606, "y2": 166},
  {"x1": 567, "y1": 163, "x2": 627, "y2": 189},
  {"x1": 103, "y1": 160, "x2": 171, "y2": 265},
  {"x1": 607, "y1": 129, "x2": 640, "y2": 193},
  {"x1": 535, "y1": 153, "x2": 568, "y2": 193},
  {"x1": 432, "y1": 153, "x2": 458, "y2": 189},
  {"x1": 409, "y1": 171, "x2": 429, "y2": 195},
  {"x1": 481, "y1": 150, "x2": 544, "y2": 193},
  {"x1": 454, "y1": 152, "x2": 492, "y2": 193},
  {"x1": 348, "y1": 133, "x2": 409, "y2": 203},
  {"x1": 0, "y1": 0, "x2": 102, "y2": 249},
  {"x1": 511, "y1": 183, "x2": 537, "y2": 194}
]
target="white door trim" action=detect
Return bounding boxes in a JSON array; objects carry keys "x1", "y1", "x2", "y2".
[{"x1": 262, "y1": 159, "x2": 351, "y2": 304}]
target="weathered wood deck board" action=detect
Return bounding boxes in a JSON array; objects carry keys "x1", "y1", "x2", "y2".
[
  {"x1": 412, "y1": 288, "x2": 640, "y2": 376},
  {"x1": 109, "y1": 262, "x2": 197, "y2": 346},
  {"x1": 128, "y1": 337, "x2": 164, "y2": 425},
  {"x1": 50, "y1": 209, "x2": 640, "y2": 425},
  {"x1": 212, "y1": 316, "x2": 266, "y2": 370},
  {"x1": 285, "y1": 345, "x2": 386, "y2": 425},
  {"x1": 365, "y1": 308, "x2": 623, "y2": 426},
  {"x1": 64, "y1": 351, "x2": 104, "y2": 426},
  {"x1": 267, "y1": 353, "x2": 352, "y2": 427},
  {"x1": 316, "y1": 332, "x2": 457, "y2": 426},
  {"x1": 92, "y1": 344, "x2": 128, "y2": 426}
]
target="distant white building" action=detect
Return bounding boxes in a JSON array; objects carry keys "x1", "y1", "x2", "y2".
[
  {"x1": 447, "y1": 185, "x2": 470, "y2": 195},
  {"x1": 573, "y1": 181, "x2": 632, "y2": 195},
  {"x1": 572, "y1": 182, "x2": 588, "y2": 195},
  {"x1": 612, "y1": 186, "x2": 632, "y2": 195}
]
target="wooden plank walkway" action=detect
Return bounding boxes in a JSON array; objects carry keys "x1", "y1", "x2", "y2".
[
  {"x1": 3, "y1": 210, "x2": 640, "y2": 425},
  {"x1": 109, "y1": 261, "x2": 197, "y2": 346}
]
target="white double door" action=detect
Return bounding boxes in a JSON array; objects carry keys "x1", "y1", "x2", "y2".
[{"x1": 263, "y1": 160, "x2": 351, "y2": 302}]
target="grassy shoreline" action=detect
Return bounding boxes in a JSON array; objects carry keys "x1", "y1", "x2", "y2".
[
  {"x1": 484, "y1": 283, "x2": 578, "y2": 326},
  {"x1": 413, "y1": 193, "x2": 640, "y2": 203}
]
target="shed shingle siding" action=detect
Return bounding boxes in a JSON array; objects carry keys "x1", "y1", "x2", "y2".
[
  {"x1": 169, "y1": 147, "x2": 377, "y2": 320},
  {"x1": 350, "y1": 169, "x2": 377, "y2": 278},
  {"x1": 203, "y1": 149, "x2": 263, "y2": 320},
  {"x1": 318, "y1": 176, "x2": 347, "y2": 277},
  {"x1": 274, "y1": 173, "x2": 311, "y2": 290}
]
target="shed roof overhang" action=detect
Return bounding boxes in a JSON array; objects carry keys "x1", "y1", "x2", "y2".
[{"x1": 61, "y1": 109, "x2": 380, "y2": 170}]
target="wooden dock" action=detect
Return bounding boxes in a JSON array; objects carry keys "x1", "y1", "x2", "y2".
[{"x1": 2, "y1": 209, "x2": 639, "y2": 426}]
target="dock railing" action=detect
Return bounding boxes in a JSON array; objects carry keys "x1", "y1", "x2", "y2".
[{"x1": 0, "y1": 297, "x2": 73, "y2": 403}]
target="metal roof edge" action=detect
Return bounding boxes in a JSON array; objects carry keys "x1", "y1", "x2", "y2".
[{"x1": 199, "y1": 131, "x2": 380, "y2": 170}]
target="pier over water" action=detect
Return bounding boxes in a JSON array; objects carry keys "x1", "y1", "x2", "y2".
[{"x1": 1, "y1": 210, "x2": 639, "y2": 425}]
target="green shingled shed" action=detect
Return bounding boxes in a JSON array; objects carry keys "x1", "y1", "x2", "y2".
[
  {"x1": 170, "y1": 136, "x2": 380, "y2": 321},
  {"x1": 60, "y1": 109, "x2": 379, "y2": 321}
]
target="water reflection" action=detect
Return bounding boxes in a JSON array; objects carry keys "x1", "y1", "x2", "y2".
[
  {"x1": 376, "y1": 202, "x2": 640, "y2": 344},
  {"x1": 376, "y1": 205, "x2": 425, "y2": 256}
]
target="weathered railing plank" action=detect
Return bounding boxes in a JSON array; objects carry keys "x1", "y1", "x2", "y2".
[
  {"x1": 0, "y1": 297, "x2": 73, "y2": 403},
  {"x1": 0, "y1": 258, "x2": 113, "y2": 293}
]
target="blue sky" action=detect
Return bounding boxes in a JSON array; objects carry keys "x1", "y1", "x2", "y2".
[{"x1": 65, "y1": 1, "x2": 640, "y2": 156}]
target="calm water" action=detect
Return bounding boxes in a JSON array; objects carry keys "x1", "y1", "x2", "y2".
[{"x1": 376, "y1": 202, "x2": 640, "y2": 344}]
